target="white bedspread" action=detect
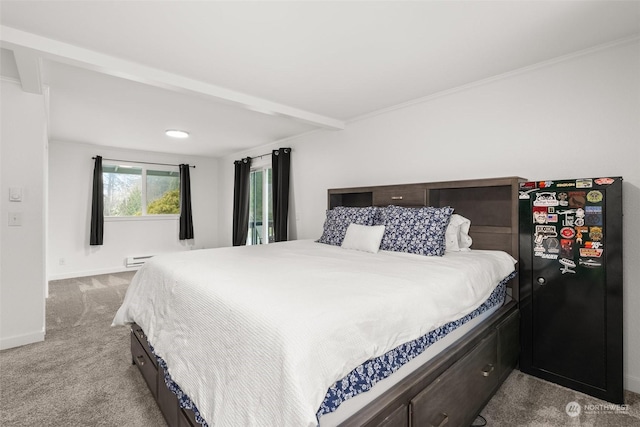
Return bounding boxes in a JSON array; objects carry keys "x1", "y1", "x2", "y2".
[{"x1": 113, "y1": 240, "x2": 516, "y2": 427}]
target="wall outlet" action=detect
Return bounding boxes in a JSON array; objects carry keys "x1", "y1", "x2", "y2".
[{"x1": 8, "y1": 212, "x2": 22, "y2": 226}]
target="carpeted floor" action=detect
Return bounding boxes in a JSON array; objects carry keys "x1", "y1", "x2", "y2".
[
  {"x1": 1, "y1": 271, "x2": 638, "y2": 426},
  {"x1": 0, "y1": 272, "x2": 165, "y2": 427},
  {"x1": 480, "y1": 371, "x2": 640, "y2": 426}
]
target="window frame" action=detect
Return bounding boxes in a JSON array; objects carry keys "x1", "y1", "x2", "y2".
[
  {"x1": 248, "y1": 157, "x2": 273, "y2": 245},
  {"x1": 103, "y1": 161, "x2": 180, "y2": 221}
]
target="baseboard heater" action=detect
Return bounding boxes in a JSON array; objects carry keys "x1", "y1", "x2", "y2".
[{"x1": 125, "y1": 255, "x2": 153, "y2": 268}]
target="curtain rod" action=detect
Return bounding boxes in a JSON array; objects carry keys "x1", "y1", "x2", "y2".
[
  {"x1": 242, "y1": 147, "x2": 292, "y2": 161},
  {"x1": 92, "y1": 157, "x2": 195, "y2": 168}
]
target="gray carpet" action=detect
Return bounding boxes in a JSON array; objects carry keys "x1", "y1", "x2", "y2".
[
  {"x1": 1, "y1": 272, "x2": 639, "y2": 426},
  {"x1": 0, "y1": 272, "x2": 165, "y2": 427},
  {"x1": 480, "y1": 371, "x2": 640, "y2": 426}
]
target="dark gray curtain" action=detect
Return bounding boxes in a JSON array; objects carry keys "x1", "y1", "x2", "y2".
[
  {"x1": 232, "y1": 157, "x2": 252, "y2": 246},
  {"x1": 272, "y1": 148, "x2": 291, "y2": 242},
  {"x1": 90, "y1": 156, "x2": 104, "y2": 245},
  {"x1": 179, "y1": 164, "x2": 194, "y2": 240}
]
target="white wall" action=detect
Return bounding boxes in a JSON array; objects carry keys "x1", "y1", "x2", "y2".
[
  {"x1": 0, "y1": 79, "x2": 47, "y2": 349},
  {"x1": 48, "y1": 141, "x2": 219, "y2": 280},
  {"x1": 218, "y1": 40, "x2": 640, "y2": 392}
]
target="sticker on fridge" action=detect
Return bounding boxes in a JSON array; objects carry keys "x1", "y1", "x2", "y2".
[
  {"x1": 533, "y1": 192, "x2": 559, "y2": 207},
  {"x1": 585, "y1": 206, "x2": 603, "y2": 226}
]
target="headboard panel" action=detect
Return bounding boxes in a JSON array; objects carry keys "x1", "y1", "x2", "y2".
[{"x1": 328, "y1": 176, "x2": 525, "y2": 299}]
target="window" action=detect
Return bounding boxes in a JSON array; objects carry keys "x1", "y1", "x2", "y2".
[
  {"x1": 146, "y1": 169, "x2": 180, "y2": 214},
  {"x1": 247, "y1": 163, "x2": 273, "y2": 245},
  {"x1": 103, "y1": 164, "x2": 180, "y2": 217}
]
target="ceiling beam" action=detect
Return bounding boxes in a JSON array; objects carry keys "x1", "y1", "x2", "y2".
[
  {"x1": 0, "y1": 26, "x2": 346, "y2": 130},
  {"x1": 12, "y1": 47, "x2": 42, "y2": 94}
]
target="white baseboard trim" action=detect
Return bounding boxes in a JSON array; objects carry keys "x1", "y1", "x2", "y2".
[
  {"x1": 625, "y1": 373, "x2": 640, "y2": 394},
  {"x1": 48, "y1": 265, "x2": 140, "y2": 281},
  {"x1": 0, "y1": 330, "x2": 45, "y2": 350}
]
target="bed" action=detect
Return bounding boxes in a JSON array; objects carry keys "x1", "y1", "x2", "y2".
[{"x1": 114, "y1": 176, "x2": 524, "y2": 427}]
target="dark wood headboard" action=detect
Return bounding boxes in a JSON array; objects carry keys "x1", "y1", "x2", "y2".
[{"x1": 328, "y1": 176, "x2": 525, "y2": 299}]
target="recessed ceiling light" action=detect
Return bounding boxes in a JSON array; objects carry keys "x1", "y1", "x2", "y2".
[{"x1": 165, "y1": 129, "x2": 189, "y2": 138}]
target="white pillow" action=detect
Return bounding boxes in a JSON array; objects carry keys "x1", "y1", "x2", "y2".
[
  {"x1": 341, "y1": 224, "x2": 385, "y2": 254},
  {"x1": 445, "y1": 214, "x2": 473, "y2": 252}
]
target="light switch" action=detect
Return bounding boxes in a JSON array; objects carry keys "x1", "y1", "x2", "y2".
[
  {"x1": 8, "y1": 212, "x2": 22, "y2": 226},
  {"x1": 9, "y1": 187, "x2": 22, "y2": 202}
]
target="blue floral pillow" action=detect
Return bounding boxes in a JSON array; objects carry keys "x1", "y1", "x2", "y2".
[
  {"x1": 318, "y1": 206, "x2": 378, "y2": 246},
  {"x1": 378, "y1": 205, "x2": 454, "y2": 256}
]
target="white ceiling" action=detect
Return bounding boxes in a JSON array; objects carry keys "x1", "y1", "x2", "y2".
[{"x1": 1, "y1": 1, "x2": 639, "y2": 158}]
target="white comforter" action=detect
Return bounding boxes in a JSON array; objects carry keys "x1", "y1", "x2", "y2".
[{"x1": 113, "y1": 240, "x2": 516, "y2": 427}]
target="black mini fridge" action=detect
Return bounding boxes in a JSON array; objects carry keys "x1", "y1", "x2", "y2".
[{"x1": 518, "y1": 177, "x2": 623, "y2": 404}]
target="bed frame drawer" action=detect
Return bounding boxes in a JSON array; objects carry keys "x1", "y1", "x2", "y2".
[
  {"x1": 157, "y1": 365, "x2": 179, "y2": 425},
  {"x1": 378, "y1": 404, "x2": 408, "y2": 427},
  {"x1": 131, "y1": 323, "x2": 201, "y2": 427},
  {"x1": 131, "y1": 325, "x2": 157, "y2": 367},
  {"x1": 131, "y1": 329, "x2": 158, "y2": 398},
  {"x1": 409, "y1": 332, "x2": 498, "y2": 427},
  {"x1": 373, "y1": 188, "x2": 426, "y2": 207},
  {"x1": 497, "y1": 308, "x2": 519, "y2": 384},
  {"x1": 178, "y1": 408, "x2": 199, "y2": 427}
]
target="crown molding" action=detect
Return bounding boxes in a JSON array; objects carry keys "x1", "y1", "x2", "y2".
[{"x1": 348, "y1": 34, "x2": 640, "y2": 125}]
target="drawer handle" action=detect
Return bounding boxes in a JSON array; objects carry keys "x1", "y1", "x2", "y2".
[
  {"x1": 391, "y1": 196, "x2": 403, "y2": 200},
  {"x1": 430, "y1": 413, "x2": 448, "y2": 427},
  {"x1": 136, "y1": 355, "x2": 145, "y2": 366},
  {"x1": 482, "y1": 364, "x2": 495, "y2": 377}
]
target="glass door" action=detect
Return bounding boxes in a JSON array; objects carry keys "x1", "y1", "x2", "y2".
[{"x1": 248, "y1": 167, "x2": 273, "y2": 245}]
